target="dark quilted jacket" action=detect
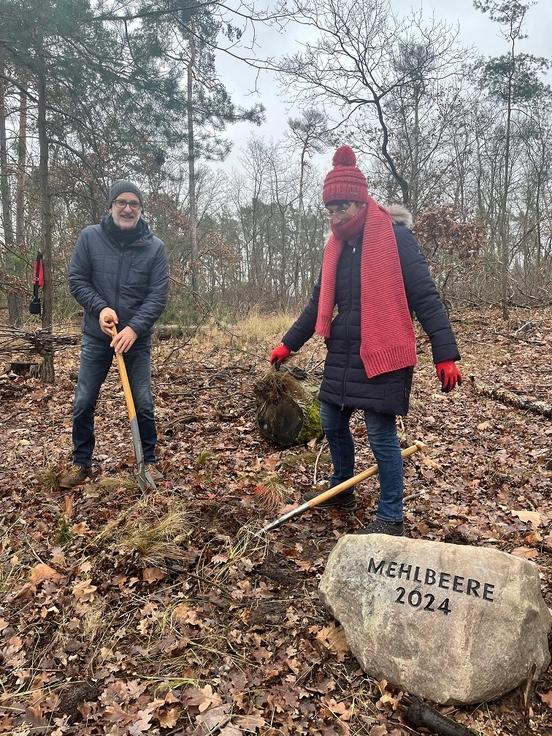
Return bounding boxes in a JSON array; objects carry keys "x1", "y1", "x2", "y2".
[
  {"x1": 282, "y1": 224, "x2": 460, "y2": 415},
  {"x1": 69, "y1": 221, "x2": 169, "y2": 343}
]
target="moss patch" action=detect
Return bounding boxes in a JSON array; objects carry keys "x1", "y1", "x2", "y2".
[{"x1": 296, "y1": 398, "x2": 323, "y2": 444}]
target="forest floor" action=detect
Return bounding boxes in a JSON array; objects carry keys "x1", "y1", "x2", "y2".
[{"x1": 0, "y1": 307, "x2": 551, "y2": 736}]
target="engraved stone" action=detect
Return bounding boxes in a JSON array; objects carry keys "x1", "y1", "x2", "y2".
[{"x1": 319, "y1": 535, "x2": 551, "y2": 704}]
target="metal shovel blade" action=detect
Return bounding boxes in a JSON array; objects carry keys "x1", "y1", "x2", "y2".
[{"x1": 135, "y1": 461, "x2": 157, "y2": 492}]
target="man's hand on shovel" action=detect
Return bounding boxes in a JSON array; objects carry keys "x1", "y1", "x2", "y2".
[
  {"x1": 100, "y1": 308, "x2": 138, "y2": 353},
  {"x1": 99, "y1": 307, "x2": 118, "y2": 337},
  {"x1": 111, "y1": 326, "x2": 138, "y2": 353}
]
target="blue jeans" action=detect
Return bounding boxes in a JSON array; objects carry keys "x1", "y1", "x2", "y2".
[
  {"x1": 72, "y1": 334, "x2": 157, "y2": 467},
  {"x1": 320, "y1": 401, "x2": 403, "y2": 522}
]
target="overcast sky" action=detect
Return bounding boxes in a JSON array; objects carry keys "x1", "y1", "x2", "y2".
[{"x1": 213, "y1": 0, "x2": 552, "y2": 171}]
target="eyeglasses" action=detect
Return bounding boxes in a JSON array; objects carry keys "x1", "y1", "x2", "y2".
[
  {"x1": 324, "y1": 202, "x2": 353, "y2": 216},
  {"x1": 112, "y1": 198, "x2": 141, "y2": 210}
]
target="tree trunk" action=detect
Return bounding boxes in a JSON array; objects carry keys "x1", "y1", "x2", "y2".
[
  {"x1": 187, "y1": 33, "x2": 198, "y2": 312},
  {"x1": 37, "y1": 64, "x2": 54, "y2": 383},
  {"x1": 498, "y1": 30, "x2": 520, "y2": 322},
  {"x1": 0, "y1": 55, "x2": 21, "y2": 325},
  {"x1": 0, "y1": 58, "x2": 14, "y2": 240},
  {"x1": 293, "y1": 145, "x2": 306, "y2": 301},
  {"x1": 10, "y1": 78, "x2": 27, "y2": 326},
  {"x1": 15, "y1": 78, "x2": 27, "y2": 247},
  {"x1": 408, "y1": 82, "x2": 422, "y2": 215}
]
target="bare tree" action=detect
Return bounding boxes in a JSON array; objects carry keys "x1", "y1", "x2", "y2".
[
  {"x1": 287, "y1": 109, "x2": 329, "y2": 296},
  {"x1": 278, "y1": 0, "x2": 464, "y2": 206},
  {"x1": 475, "y1": 0, "x2": 550, "y2": 319},
  {"x1": 0, "y1": 55, "x2": 22, "y2": 324}
]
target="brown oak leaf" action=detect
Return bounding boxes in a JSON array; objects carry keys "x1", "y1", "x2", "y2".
[{"x1": 30, "y1": 563, "x2": 61, "y2": 585}]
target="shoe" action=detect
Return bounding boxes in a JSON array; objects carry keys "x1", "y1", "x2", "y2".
[
  {"x1": 357, "y1": 519, "x2": 404, "y2": 536},
  {"x1": 303, "y1": 488, "x2": 357, "y2": 511},
  {"x1": 59, "y1": 464, "x2": 90, "y2": 490},
  {"x1": 145, "y1": 464, "x2": 163, "y2": 481}
]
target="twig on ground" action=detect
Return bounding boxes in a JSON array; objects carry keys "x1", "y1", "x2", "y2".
[{"x1": 313, "y1": 438, "x2": 328, "y2": 486}]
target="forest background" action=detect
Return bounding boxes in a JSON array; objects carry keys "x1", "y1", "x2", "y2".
[{"x1": 1, "y1": 0, "x2": 552, "y2": 358}]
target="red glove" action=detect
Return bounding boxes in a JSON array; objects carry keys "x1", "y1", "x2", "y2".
[
  {"x1": 270, "y1": 343, "x2": 291, "y2": 366},
  {"x1": 435, "y1": 361, "x2": 462, "y2": 393}
]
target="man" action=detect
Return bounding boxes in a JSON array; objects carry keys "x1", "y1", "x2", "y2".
[
  {"x1": 60, "y1": 180, "x2": 169, "y2": 489},
  {"x1": 270, "y1": 146, "x2": 461, "y2": 536}
]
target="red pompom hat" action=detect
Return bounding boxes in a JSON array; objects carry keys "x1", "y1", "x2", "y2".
[{"x1": 322, "y1": 145, "x2": 369, "y2": 205}]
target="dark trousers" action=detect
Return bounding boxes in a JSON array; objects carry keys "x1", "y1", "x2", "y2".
[
  {"x1": 72, "y1": 334, "x2": 157, "y2": 466},
  {"x1": 320, "y1": 401, "x2": 404, "y2": 522}
]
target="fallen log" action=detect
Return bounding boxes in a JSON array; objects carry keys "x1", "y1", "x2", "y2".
[
  {"x1": 254, "y1": 366, "x2": 323, "y2": 447},
  {"x1": 154, "y1": 324, "x2": 185, "y2": 340},
  {"x1": 468, "y1": 375, "x2": 552, "y2": 418}
]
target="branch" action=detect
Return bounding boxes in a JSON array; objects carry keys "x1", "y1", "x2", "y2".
[{"x1": 0, "y1": 326, "x2": 80, "y2": 355}]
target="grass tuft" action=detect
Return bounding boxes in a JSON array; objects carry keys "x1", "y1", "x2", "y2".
[
  {"x1": 36, "y1": 466, "x2": 62, "y2": 492},
  {"x1": 54, "y1": 514, "x2": 74, "y2": 546},
  {"x1": 96, "y1": 474, "x2": 139, "y2": 491},
  {"x1": 254, "y1": 476, "x2": 289, "y2": 513},
  {"x1": 193, "y1": 450, "x2": 215, "y2": 469},
  {"x1": 229, "y1": 310, "x2": 297, "y2": 344},
  {"x1": 280, "y1": 450, "x2": 332, "y2": 468},
  {"x1": 123, "y1": 511, "x2": 187, "y2": 566},
  {"x1": 95, "y1": 493, "x2": 192, "y2": 570}
]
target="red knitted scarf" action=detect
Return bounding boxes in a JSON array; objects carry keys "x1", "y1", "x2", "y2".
[{"x1": 315, "y1": 197, "x2": 417, "y2": 378}]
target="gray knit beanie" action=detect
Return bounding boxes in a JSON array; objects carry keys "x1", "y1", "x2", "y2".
[{"x1": 108, "y1": 180, "x2": 144, "y2": 208}]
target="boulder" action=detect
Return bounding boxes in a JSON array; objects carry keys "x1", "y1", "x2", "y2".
[{"x1": 319, "y1": 534, "x2": 551, "y2": 704}]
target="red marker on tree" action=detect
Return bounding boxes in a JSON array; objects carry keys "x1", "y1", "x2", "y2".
[{"x1": 29, "y1": 252, "x2": 44, "y2": 315}]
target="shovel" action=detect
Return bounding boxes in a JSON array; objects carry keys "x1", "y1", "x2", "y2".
[
  {"x1": 262, "y1": 440, "x2": 425, "y2": 532},
  {"x1": 112, "y1": 328, "x2": 156, "y2": 492}
]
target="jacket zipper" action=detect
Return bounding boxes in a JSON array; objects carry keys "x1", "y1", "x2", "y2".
[{"x1": 114, "y1": 243, "x2": 126, "y2": 316}]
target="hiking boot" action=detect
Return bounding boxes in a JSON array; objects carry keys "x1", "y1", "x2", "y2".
[
  {"x1": 357, "y1": 519, "x2": 404, "y2": 536},
  {"x1": 145, "y1": 464, "x2": 163, "y2": 481},
  {"x1": 303, "y1": 488, "x2": 357, "y2": 511},
  {"x1": 59, "y1": 464, "x2": 90, "y2": 490}
]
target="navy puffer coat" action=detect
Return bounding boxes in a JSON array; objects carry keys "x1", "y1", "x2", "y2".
[
  {"x1": 69, "y1": 219, "x2": 169, "y2": 343},
  {"x1": 282, "y1": 222, "x2": 460, "y2": 416}
]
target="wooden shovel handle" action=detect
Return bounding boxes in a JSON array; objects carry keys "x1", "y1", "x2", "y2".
[
  {"x1": 262, "y1": 441, "x2": 426, "y2": 533},
  {"x1": 111, "y1": 327, "x2": 137, "y2": 421},
  {"x1": 304, "y1": 440, "x2": 426, "y2": 508}
]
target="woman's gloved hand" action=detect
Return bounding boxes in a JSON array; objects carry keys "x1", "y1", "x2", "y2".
[
  {"x1": 270, "y1": 343, "x2": 291, "y2": 366},
  {"x1": 435, "y1": 361, "x2": 462, "y2": 393}
]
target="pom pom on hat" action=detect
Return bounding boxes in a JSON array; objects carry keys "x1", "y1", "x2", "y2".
[
  {"x1": 332, "y1": 145, "x2": 357, "y2": 167},
  {"x1": 323, "y1": 145, "x2": 368, "y2": 205}
]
